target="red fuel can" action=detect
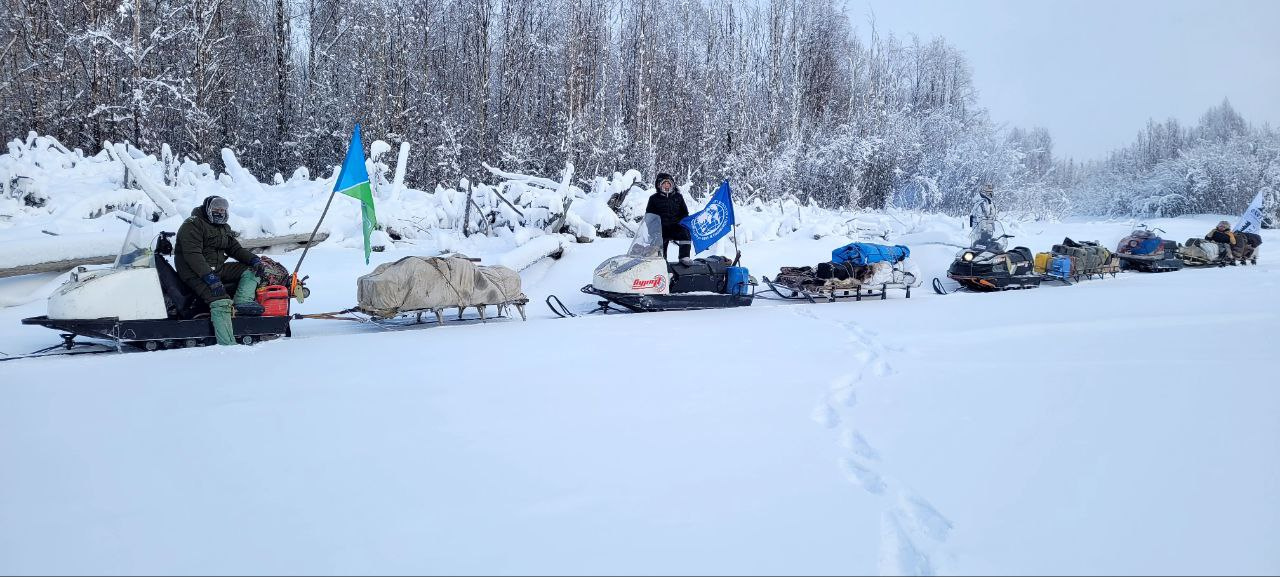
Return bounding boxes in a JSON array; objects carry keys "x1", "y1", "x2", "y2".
[{"x1": 256, "y1": 285, "x2": 290, "y2": 317}]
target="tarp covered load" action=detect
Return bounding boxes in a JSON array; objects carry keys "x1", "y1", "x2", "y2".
[
  {"x1": 831, "y1": 242, "x2": 910, "y2": 266},
  {"x1": 357, "y1": 256, "x2": 527, "y2": 317}
]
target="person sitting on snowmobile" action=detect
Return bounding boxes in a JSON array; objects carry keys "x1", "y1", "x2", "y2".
[
  {"x1": 1205, "y1": 221, "x2": 1240, "y2": 265},
  {"x1": 645, "y1": 172, "x2": 694, "y2": 266},
  {"x1": 176, "y1": 196, "x2": 267, "y2": 345}
]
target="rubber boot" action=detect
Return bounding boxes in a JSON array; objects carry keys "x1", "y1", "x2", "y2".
[
  {"x1": 210, "y1": 298, "x2": 236, "y2": 346},
  {"x1": 234, "y1": 270, "x2": 259, "y2": 304},
  {"x1": 233, "y1": 270, "x2": 264, "y2": 316}
]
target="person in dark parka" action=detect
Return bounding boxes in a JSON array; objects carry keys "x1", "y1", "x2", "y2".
[
  {"x1": 645, "y1": 173, "x2": 693, "y2": 265},
  {"x1": 175, "y1": 195, "x2": 266, "y2": 345}
]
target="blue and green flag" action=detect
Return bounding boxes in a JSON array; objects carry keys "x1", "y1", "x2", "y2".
[{"x1": 335, "y1": 124, "x2": 377, "y2": 264}]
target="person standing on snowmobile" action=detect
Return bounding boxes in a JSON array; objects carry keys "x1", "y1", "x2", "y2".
[
  {"x1": 176, "y1": 196, "x2": 267, "y2": 345},
  {"x1": 969, "y1": 184, "x2": 999, "y2": 247},
  {"x1": 970, "y1": 183, "x2": 996, "y2": 226},
  {"x1": 1205, "y1": 221, "x2": 1240, "y2": 265},
  {"x1": 645, "y1": 172, "x2": 694, "y2": 266}
]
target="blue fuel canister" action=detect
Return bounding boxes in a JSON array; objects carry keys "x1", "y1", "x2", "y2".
[{"x1": 726, "y1": 266, "x2": 750, "y2": 295}]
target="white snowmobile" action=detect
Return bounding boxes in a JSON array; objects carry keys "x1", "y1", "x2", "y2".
[
  {"x1": 546, "y1": 213, "x2": 754, "y2": 316},
  {"x1": 13, "y1": 209, "x2": 301, "y2": 359}
]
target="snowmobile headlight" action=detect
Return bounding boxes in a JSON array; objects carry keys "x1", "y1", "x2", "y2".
[{"x1": 962, "y1": 251, "x2": 975, "y2": 262}]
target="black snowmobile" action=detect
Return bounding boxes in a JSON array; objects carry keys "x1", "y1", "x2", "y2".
[
  {"x1": 547, "y1": 214, "x2": 754, "y2": 316},
  {"x1": 935, "y1": 218, "x2": 1042, "y2": 293}
]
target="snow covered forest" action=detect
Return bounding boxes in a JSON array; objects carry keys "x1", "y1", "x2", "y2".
[{"x1": 1, "y1": 0, "x2": 1276, "y2": 219}]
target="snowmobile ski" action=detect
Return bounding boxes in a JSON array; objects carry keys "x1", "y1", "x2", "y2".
[
  {"x1": 0, "y1": 335, "x2": 121, "y2": 363},
  {"x1": 545, "y1": 295, "x2": 578, "y2": 318}
]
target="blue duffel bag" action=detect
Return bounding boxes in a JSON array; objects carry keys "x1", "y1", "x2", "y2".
[{"x1": 831, "y1": 242, "x2": 911, "y2": 265}]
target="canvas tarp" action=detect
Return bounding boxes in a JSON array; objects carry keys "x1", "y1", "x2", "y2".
[{"x1": 357, "y1": 256, "x2": 527, "y2": 316}]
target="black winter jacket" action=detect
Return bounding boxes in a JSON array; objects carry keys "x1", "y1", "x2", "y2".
[
  {"x1": 1206, "y1": 229, "x2": 1236, "y2": 245},
  {"x1": 646, "y1": 191, "x2": 689, "y2": 228},
  {"x1": 175, "y1": 207, "x2": 257, "y2": 284}
]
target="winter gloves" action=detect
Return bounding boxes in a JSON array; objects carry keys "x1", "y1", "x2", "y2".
[
  {"x1": 250, "y1": 256, "x2": 266, "y2": 278},
  {"x1": 204, "y1": 273, "x2": 228, "y2": 300}
]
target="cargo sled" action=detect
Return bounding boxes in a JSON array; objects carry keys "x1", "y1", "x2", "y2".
[
  {"x1": 762, "y1": 242, "x2": 918, "y2": 302},
  {"x1": 1034, "y1": 238, "x2": 1121, "y2": 284},
  {"x1": 1177, "y1": 238, "x2": 1235, "y2": 267},
  {"x1": 298, "y1": 255, "x2": 529, "y2": 326}
]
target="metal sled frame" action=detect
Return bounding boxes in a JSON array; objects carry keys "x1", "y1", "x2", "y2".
[
  {"x1": 1040, "y1": 257, "x2": 1123, "y2": 285},
  {"x1": 297, "y1": 298, "x2": 530, "y2": 329},
  {"x1": 759, "y1": 275, "x2": 912, "y2": 303}
]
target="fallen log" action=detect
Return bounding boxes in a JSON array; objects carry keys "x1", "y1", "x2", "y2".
[{"x1": 0, "y1": 232, "x2": 329, "y2": 279}]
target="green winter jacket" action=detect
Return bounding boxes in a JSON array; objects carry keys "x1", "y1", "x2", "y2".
[{"x1": 175, "y1": 207, "x2": 257, "y2": 285}]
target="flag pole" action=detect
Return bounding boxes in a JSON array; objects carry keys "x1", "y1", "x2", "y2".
[
  {"x1": 291, "y1": 187, "x2": 338, "y2": 281},
  {"x1": 291, "y1": 121, "x2": 360, "y2": 289},
  {"x1": 727, "y1": 179, "x2": 741, "y2": 265}
]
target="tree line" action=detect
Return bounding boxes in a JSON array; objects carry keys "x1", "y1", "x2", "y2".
[{"x1": 2, "y1": 0, "x2": 1273, "y2": 218}]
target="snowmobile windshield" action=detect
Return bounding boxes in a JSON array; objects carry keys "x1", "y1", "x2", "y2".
[
  {"x1": 969, "y1": 218, "x2": 1007, "y2": 253},
  {"x1": 628, "y1": 213, "x2": 665, "y2": 258},
  {"x1": 113, "y1": 206, "x2": 154, "y2": 269}
]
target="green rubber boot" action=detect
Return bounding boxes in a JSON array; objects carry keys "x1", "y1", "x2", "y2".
[
  {"x1": 210, "y1": 298, "x2": 236, "y2": 346},
  {"x1": 234, "y1": 270, "x2": 259, "y2": 304}
]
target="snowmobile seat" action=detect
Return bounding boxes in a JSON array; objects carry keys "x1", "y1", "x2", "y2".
[
  {"x1": 154, "y1": 254, "x2": 208, "y2": 319},
  {"x1": 1008, "y1": 247, "x2": 1033, "y2": 264}
]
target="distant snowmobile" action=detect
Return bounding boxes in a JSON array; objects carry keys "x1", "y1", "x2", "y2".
[
  {"x1": 546, "y1": 214, "x2": 754, "y2": 316},
  {"x1": 934, "y1": 218, "x2": 1042, "y2": 293},
  {"x1": 12, "y1": 210, "x2": 303, "y2": 360},
  {"x1": 1114, "y1": 225, "x2": 1183, "y2": 272}
]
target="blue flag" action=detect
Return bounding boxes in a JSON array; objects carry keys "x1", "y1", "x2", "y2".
[
  {"x1": 680, "y1": 180, "x2": 736, "y2": 254},
  {"x1": 334, "y1": 124, "x2": 377, "y2": 265}
]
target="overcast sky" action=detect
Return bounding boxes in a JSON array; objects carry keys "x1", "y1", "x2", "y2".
[{"x1": 846, "y1": 0, "x2": 1280, "y2": 161}]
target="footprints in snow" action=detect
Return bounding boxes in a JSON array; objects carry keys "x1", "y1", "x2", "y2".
[
  {"x1": 841, "y1": 429, "x2": 881, "y2": 462},
  {"x1": 841, "y1": 456, "x2": 887, "y2": 495},
  {"x1": 880, "y1": 495, "x2": 954, "y2": 576},
  {"x1": 796, "y1": 310, "x2": 951, "y2": 575}
]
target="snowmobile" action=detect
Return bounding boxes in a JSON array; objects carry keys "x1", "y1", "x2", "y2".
[
  {"x1": 13, "y1": 209, "x2": 304, "y2": 359},
  {"x1": 546, "y1": 213, "x2": 754, "y2": 316},
  {"x1": 934, "y1": 218, "x2": 1042, "y2": 293},
  {"x1": 1114, "y1": 225, "x2": 1183, "y2": 272}
]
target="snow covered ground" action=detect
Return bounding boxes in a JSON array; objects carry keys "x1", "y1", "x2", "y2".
[{"x1": 2, "y1": 213, "x2": 1278, "y2": 575}]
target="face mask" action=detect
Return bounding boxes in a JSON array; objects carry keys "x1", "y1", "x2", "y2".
[{"x1": 206, "y1": 197, "x2": 229, "y2": 225}]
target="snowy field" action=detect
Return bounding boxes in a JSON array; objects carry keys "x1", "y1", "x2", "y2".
[{"x1": 2, "y1": 212, "x2": 1278, "y2": 575}]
